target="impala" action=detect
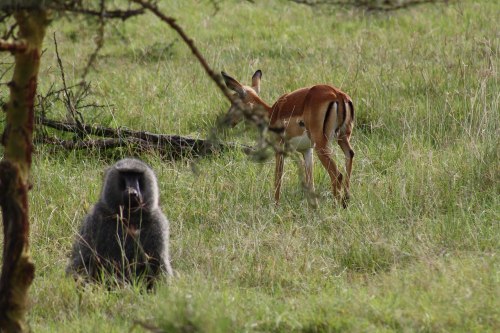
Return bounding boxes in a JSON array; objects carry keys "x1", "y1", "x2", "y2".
[{"x1": 222, "y1": 70, "x2": 355, "y2": 208}]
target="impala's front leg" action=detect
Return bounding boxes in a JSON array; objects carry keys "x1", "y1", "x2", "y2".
[
  {"x1": 302, "y1": 148, "x2": 318, "y2": 207},
  {"x1": 274, "y1": 152, "x2": 284, "y2": 204}
]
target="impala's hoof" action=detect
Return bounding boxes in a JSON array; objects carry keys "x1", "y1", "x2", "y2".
[{"x1": 341, "y1": 193, "x2": 350, "y2": 209}]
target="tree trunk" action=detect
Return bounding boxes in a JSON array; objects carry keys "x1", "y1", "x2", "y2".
[{"x1": 0, "y1": 10, "x2": 49, "y2": 332}]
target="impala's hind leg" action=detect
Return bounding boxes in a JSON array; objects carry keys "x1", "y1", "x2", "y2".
[
  {"x1": 314, "y1": 141, "x2": 343, "y2": 205},
  {"x1": 337, "y1": 135, "x2": 354, "y2": 208},
  {"x1": 302, "y1": 148, "x2": 318, "y2": 207}
]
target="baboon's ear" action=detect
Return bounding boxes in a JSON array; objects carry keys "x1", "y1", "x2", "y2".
[
  {"x1": 221, "y1": 71, "x2": 246, "y2": 99},
  {"x1": 252, "y1": 70, "x2": 262, "y2": 94}
]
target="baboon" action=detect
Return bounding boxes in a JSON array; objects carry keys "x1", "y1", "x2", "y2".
[{"x1": 67, "y1": 158, "x2": 173, "y2": 287}]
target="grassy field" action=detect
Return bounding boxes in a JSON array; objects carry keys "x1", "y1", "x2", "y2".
[{"x1": 1, "y1": 0, "x2": 499, "y2": 332}]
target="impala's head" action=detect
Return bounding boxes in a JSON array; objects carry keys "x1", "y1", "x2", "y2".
[{"x1": 221, "y1": 70, "x2": 263, "y2": 127}]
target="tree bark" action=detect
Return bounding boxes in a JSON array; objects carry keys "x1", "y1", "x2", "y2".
[{"x1": 0, "y1": 10, "x2": 49, "y2": 332}]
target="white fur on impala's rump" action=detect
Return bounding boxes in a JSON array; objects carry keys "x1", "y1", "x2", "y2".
[{"x1": 336, "y1": 101, "x2": 352, "y2": 137}]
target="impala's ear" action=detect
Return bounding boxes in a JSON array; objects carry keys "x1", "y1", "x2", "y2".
[
  {"x1": 252, "y1": 69, "x2": 262, "y2": 94},
  {"x1": 221, "y1": 71, "x2": 246, "y2": 99}
]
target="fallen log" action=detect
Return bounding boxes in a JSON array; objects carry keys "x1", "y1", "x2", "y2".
[{"x1": 35, "y1": 116, "x2": 245, "y2": 157}]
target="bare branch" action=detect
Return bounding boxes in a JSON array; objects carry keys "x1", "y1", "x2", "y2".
[
  {"x1": 1, "y1": 3, "x2": 145, "y2": 20},
  {"x1": 130, "y1": 0, "x2": 269, "y2": 155},
  {"x1": 37, "y1": 136, "x2": 151, "y2": 151},
  {"x1": 35, "y1": 116, "x2": 248, "y2": 156},
  {"x1": 79, "y1": 0, "x2": 106, "y2": 83},
  {"x1": 371, "y1": 0, "x2": 448, "y2": 12},
  {"x1": 36, "y1": 115, "x2": 206, "y2": 145},
  {"x1": 37, "y1": 136, "x2": 215, "y2": 160},
  {"x1": 289, "y1": 0, "x2": 345, "y2": 6},
  {"x1": 289, "y1": 0, "x2": 449, "y2": 11},
  {"x1": 56, "y1": 6, "x2": 145, "y2": 20},
  {"x1": 0, "y1": 39, "x2": 26, "y2": 53},
  {"x1": 53, "y1": 32, "x2": 85, "y2": 127},
  {"x1": 2, "y1": 23, "x2": 18, "y2": 40}
]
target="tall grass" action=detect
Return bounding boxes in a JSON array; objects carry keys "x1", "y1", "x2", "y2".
[{"x1": 0, "y1": 0, "x2": 498, "y2": 332}]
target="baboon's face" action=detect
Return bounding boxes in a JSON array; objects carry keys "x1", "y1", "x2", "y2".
[
  {"x1": 102, "y1": 158, "x2": 159, "y2": 212},
  {"x1": 119, "y1": 171, "x2": 144, "y2": 209}
]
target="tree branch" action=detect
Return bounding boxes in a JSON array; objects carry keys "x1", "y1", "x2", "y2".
[
  {"x1": 37, "y1": 136, "x2": 151, "y2": 151},
  {"x1": 53, "y1": 32, "x2": 85, "y2": 127},
  {"x1": 79, "y1": 0, "x2": 106, "y2": 83},
  {"x1": 36, "y1": 136, "x2": 224, "y2": 159},
  {"x1": 2, "y1": 22, "x2": 18, "y2": 40},
  {"x1": 35, "y1": 116, "x2": 247, "y2": 156},
  {"x1": 1, "y1": 4, "x2": 145, "y2": 20},
  {"x1": 130, "y1": 0, "x2": 270, "y2": 152},
  {"x1": 56, "y1": 6, "x2": 145, "y2": 20},
  {"x1": 0, "y1": 39, "x2": 26, "y2": 53},
  {"x1": 289, "y1": 0, "x2": 448, "y2": 12}
]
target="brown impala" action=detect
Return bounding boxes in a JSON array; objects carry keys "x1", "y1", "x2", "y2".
[{"x1": 222, "y1": 70, "x2": 354, "y2": 208}]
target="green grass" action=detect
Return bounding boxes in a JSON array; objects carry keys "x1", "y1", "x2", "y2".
[{"x1": 1, "y1": 0, "x2": 499, "y2": 332}]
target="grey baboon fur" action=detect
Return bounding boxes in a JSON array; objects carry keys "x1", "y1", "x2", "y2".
[{"x1": 67, "y1": 158, "x2": 173, "y2": 287}]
